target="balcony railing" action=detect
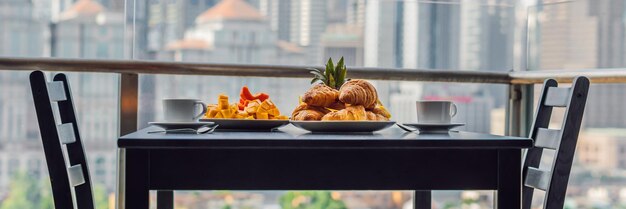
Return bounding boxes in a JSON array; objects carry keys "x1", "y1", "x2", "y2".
[{"x1": 2, "y1": 56, "x2": 625, "y2": 138}]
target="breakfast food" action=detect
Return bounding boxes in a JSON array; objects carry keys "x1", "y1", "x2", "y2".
[
  {"x1": 291, "y1": 103, "x2": 330, "y2": 121},
  {"x1": 302, "y1": 84, "x2": 339, "y2": 107},
  {"x1": 321, "y1": 105, "x2": 367, "y2": 121},
  {"x1": 205, "y1": 87, "x2": 288, "y2": 120},
  {"x1": 292, "y1": 57, "x2": 391, "y2": 121},
  {"x1": 339, "y1": 79, "x2": 378, "y2": 109}
]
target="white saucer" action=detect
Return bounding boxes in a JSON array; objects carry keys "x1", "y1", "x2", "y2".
[
  {"x1": 149, "y1": 121, "x2": 214, "y2": 130},
  {"x1": 402, "y1": 123, "x2": 465, "y2": 134}
]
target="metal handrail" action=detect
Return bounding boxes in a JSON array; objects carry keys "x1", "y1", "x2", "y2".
[
  {"x1": 1, "y1": 57, "x2": 626, "y2": 84},
  {"x1": 0, "y1": 57, "x2": 509, "y2": 84},
  {"x1": 510, "y1": 68, "x2": 626, "y2": 84}
]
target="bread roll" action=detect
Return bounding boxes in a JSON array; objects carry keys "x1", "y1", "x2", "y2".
[
  {"x1": 303, "y1": 84, "x2": 339, "y2": 107},
  {"x1": 338, "y1": 79, "x2": 378, "y2": 108}
]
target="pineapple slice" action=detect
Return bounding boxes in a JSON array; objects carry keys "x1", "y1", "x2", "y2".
[
  {"x1": 260, "y1": 100, "x2": 272, "y2": 111},
  {"x1": 218, "y1": 94, "x2": 229, "y2": 110},
  {"x1": 236, "y1": 110, "x2": 248, "y2": 118},
  {"x1": 245, "y1": 100, "x2": 261, "y2": 113},
  {"x1": 275, "y1": 115, "x2": 289, "y2": 120},
  {"x1": 245, "y1": 115, "x2": 255, "y2": 120},
  {"x1": 207, "y1": 109, "x2": 219, "y2": 118},
  {"x1": 268, "y1": 108, "x2": 280, "y2": 116},
  {"x1": 221, "y1": 109, "x2": 232, "y2": 118},
  {"x1": 256, "y1": 112, "x2": 269, "y2": 120},
  {"x1": 214, "y1": 111, "x2": 224, "y2": 119}
]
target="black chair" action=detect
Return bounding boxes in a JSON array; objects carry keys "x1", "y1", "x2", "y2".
[
  {"x1": 30, "y1": 71, "x2": 95, "y2": 209},
  {"x1": 415, "y1": 77, "x2": 589, "y2": 209}
]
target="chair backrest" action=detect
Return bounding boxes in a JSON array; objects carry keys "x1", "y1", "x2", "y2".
[
  {"x1": 522, "y1": 77, "x2": 589, "y2": 209},
  {"x1": 30, "y1": 71, "x2": 95, "y2": 209}
]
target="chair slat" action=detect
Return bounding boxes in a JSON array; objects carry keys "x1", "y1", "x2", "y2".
[
  {"x1": 544, "y1": 87, "x2": 570, "y2": 107},
  {"x1": 535, "y1": 128, "x2": 560, "y2": 150},
  {"x1": 57, "y1": 123, "x2": 77, "y2": 144},
  {"x1": 67, "y1": 164, "x2": 86, "y2": 187},
  {"x1": 47, "y1": 81, "x2": 67, "y2": 101},
  {"x1": 525, "y1": 167, "x2": 551, "y2": 191}
]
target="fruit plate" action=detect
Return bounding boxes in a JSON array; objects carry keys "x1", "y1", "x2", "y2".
[
  {"x1": 199, "y1": 118, "x2": 290, "y2": 130},
  {"x1": 290, "y1": 121, "x2": 396, "y2": 133}
]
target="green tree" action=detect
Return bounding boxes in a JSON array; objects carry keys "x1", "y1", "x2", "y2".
[
  {"x1": 0, "y1": 172, "x2": 53, "y2": 209},
  {"x1": 0, "y1": 171, "x2": 109, "y2": 209},
  {"x1": 93, "y1": 184, "x2": 110, "y2": 209},
  {"x1": 279, "y1": 191, "x2": 347, "y2": 209}
]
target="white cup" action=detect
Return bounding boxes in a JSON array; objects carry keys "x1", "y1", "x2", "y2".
[
  {"x1": 163, "y1": 99, "x2": 207, "y2": 122},
  {"x1": 416, "y1": 101, "x2": 457, "y2": 124}
]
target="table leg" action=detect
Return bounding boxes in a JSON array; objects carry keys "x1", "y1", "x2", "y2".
[
  {"x1": 496, "y1": 149, "x2": 522, "y2": 209},
  {"x1": 157, "y1": 191, "x2": 174, "y2": 209},
  {"x1": 414, "y1": 191, "x2": 431, "y2": 209},
  {"x1": 125, "y1": 149, "x2": 150, "y2": 209}
]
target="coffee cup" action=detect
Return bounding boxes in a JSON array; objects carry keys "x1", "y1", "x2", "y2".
[
  {"x1": 416, "y1": 101, "x2": 457, "y2": 124},
  {"x1": 163, "y1": 99, "x2": 207, "y2": 122}
]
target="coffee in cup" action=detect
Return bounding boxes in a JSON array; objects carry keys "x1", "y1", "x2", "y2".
[
  {"x1": 163, "y1": 99, "x2": 207, "y2": 122},
  {"x1": 416, "y1": 101, "x2": 457, "y2": 124}
]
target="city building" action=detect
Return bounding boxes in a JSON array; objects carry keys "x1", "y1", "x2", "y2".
[
  {"x1": 54, "y1": 0, "x2": 125, "y2": 59},
  {"x1": 258, "y1": 0, "x2": 291, "y2": 41},
  {"x1": 533, "y1": 0, "x2": 626, "y2": 129},
  {"x1": 346, "y1": 0, "x2": 366, "y2": 27},
  {"x1": 364, "y1": 0, "x2": 399, "y2": 68},
  {"x1": 577, "y1": 129, "x2": 626, "y2": 171},
  {"x1": 146, "y1": 0, "x2": 217, "y2": 52},
  {"x1": 0, "y1": 0, "x2": 48, "y2": 57},
  {"x1": 0, "y1": 0, "x2": 48, "y2": 194},
  {"x1": 289, "y1": 0, "x2": 327, "y2": 64},
  {"x1": 1, "y1": 0, "x2": 132, "y2": 195},
  {"x1": 321, "y1": 24, "x2": 364, "y2": 66},
  {"x1": 163, "y1": 0, "x2": 275, "y2": 64}
]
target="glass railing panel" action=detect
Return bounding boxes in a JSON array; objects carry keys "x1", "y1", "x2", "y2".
[
  {"x1": 0, "y1": 0, "x2": 125, "y2": 207},
  {"x1": 528, "y1": 0, "x2": 626, "y2": 207}
]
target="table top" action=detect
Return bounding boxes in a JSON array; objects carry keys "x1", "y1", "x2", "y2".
[{"x1": 118, "y1": 125, "x2": 532, "y2": 149}]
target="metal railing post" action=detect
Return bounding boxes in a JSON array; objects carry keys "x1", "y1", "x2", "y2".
[
  {"x1": 506, "y1": 84, "x2": 534, "y2": 137},
  {"x1": 117, "y1": 73, "x2": 138, "y2": 209}
]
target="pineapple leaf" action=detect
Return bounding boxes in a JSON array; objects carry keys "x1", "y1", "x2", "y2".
[
  {"x1": 335, "y1": 57, "x2": 346, "y2": 87},
  {"x1": 311, "y1": 77, "x2": 321, "y2": 84},
  {"x1": 309, "y1": 70, "x2": 325, "y2": 79},
  {"x1": 325, "y1": 58, "x2": 336, "y2": 88},
  {"x1": 329, "y1": 73, "x2": 336, "y2": 89}
]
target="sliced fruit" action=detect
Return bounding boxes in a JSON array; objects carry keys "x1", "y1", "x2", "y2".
[
  {"x1": 275, "y1": 115, "x2": 289, "y2": 120},
  {"x1": 221, "y1": 109, "x2": 232, "y2": 118},
  {"x1": 256, "y1": 112, "x2": 269, "y2": 119},
  {"x1": 207, "y1": 109, "x2": 219, "y2": 118}
]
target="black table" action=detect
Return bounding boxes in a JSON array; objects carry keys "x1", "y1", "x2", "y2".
[{"x1": 118, "y1": 126, "x2": 532, "y2": 209}]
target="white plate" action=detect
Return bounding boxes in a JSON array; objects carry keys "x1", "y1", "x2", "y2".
[
  {"x1": 199, "y1": 119, "x2": 290, "y2": 130},
  {"x1": 402, "y1": 123, "x2": 465, "y2": 134},
  {"x1": 149, "y1": 121, "x2": 214, "y2": 130},
  {"x1": 290, "y1": 121, "x2": 396, "y2": 132}
]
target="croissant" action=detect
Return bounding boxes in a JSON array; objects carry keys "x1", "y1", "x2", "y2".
[
  {"x1": 291, "y1": 103, "x2": 330, "y2": 121},
  {"x1": 370, "y1": 106, "x2": 391, "y2": 119},
  {"x1": 338, "y1": 79, "x2": 378, "y2": 108},
  {"x1": 321, "y1": 105, "x2": 367, "y2": 121},
  {"x1": 327, "y1": 101, "x2": 346, "y2": 110},
  {"x1": 302, "y1": 84, "x2": 339, "y2": 107},
  {"x1": 366, "y1": 111, "x2": 389, "y2": 121}
]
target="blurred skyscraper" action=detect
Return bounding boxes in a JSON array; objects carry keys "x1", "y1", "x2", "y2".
[
  {"x1": 258, "y1": 0, "x2": 291, "y2": 41},
  {"x1": 533, "y1": 0, "x2": 626, "y2": 129},
  {"x1": 146, "y1": 0, "x2": 217, "y2": 53},
  {"x1": 290, "y1": 0, "x2": 327, "y2": 64}
]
